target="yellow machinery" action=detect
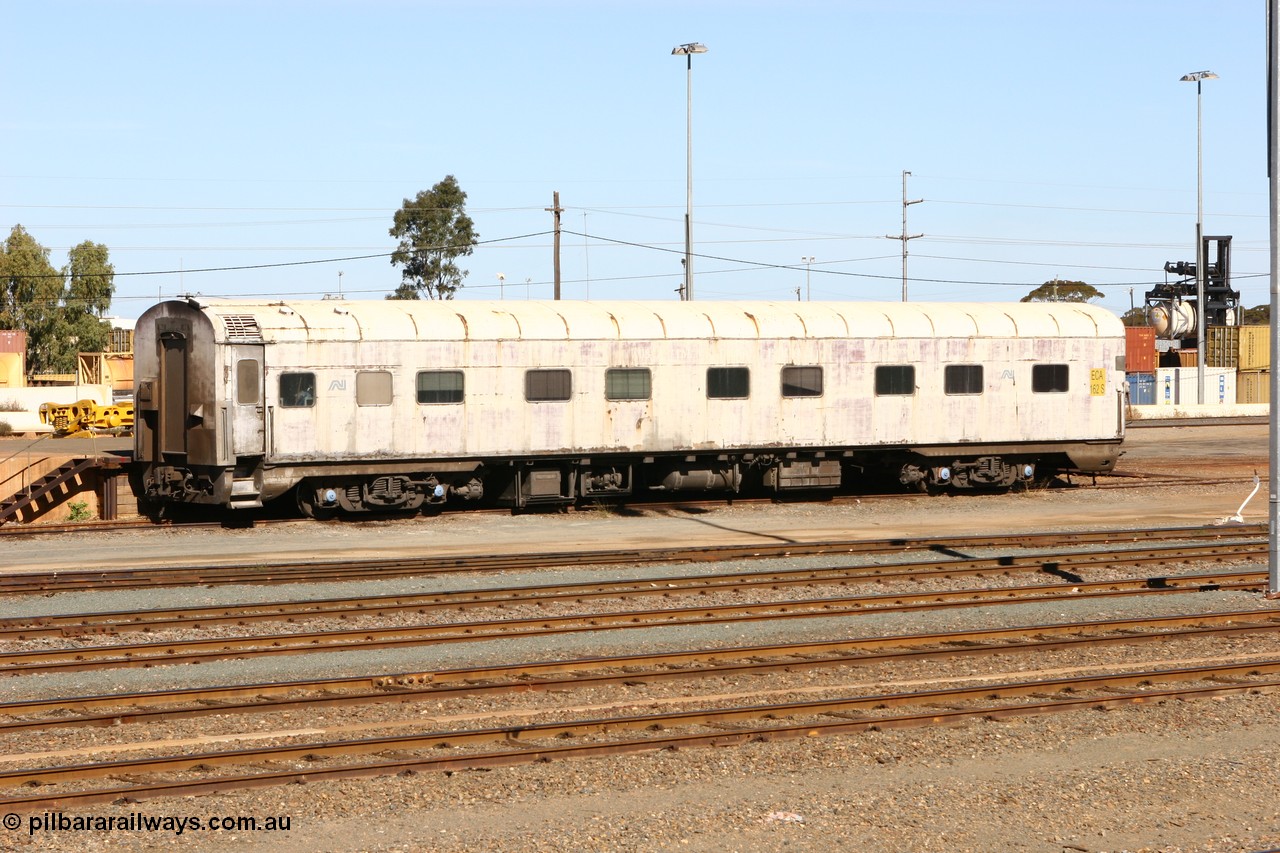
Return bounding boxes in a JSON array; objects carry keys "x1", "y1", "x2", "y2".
[{"x1": 39, "y1": 399, "x2": 134, "y2": 437}]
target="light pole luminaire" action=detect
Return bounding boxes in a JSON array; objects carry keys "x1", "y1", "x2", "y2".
[
  {"x1": 1181, "y1": 70, "x2": 1217, "y2": 404},
  {"x1": 672, "y1": 42, "x2": 707, "y2": 301}
]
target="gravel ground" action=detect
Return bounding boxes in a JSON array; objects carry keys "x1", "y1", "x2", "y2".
[
  {"x1": 8, "y1": 690, "x2": 1280, "y2": 853},
  {"x1": 1, "y1": 424, "x2": 1278, "y2": 853}
]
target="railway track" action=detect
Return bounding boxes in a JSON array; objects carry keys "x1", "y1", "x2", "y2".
[
  {"x1": 0, "y1": 538, "x2": 1266, "y2": 639},
  {"x1": 1, "y1": 609, "x2": 1277, "y2": 736},
  {"x1": 1, "y1": 524, "x2": 1275, "y2": 813},
  {"x1": 0, "y1": 523, "x2": 1264, "y2": 593},
  {"x1": 0, "y1": 554, "x2": 1267, "y2": 675},
  {"x1": 0, "y1": 461, "x2": 1253, "y2": 539},
  {"x1": 3, "y1": 653, "x2": 1278, "y2": 810}
]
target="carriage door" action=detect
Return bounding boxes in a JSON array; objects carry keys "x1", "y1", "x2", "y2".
[
  {"x1": 231, "y1": 345, "x2": 265, "y2": 456},
  {"x1": 158, "y1": 331, "x2": 188, "y2": 459}
]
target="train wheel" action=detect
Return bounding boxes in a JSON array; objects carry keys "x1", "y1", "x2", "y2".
[
  {"x1": 135, "y1": 494, "x2": 164, "y2": 523},
  {"x1": 127, "y1": 469, "x2": 163, "y2": 521},
  {"x1": 295, "y1": 487, "x2": 336, "y2": 521}
]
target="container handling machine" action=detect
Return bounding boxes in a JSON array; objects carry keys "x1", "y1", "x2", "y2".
[{"x1": 1144, "y1": 235, "x2": 1241, "y2": 357}]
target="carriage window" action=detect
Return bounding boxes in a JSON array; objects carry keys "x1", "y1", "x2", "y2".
[
  {"x1": 605, "y1": 368, "x2": 651, "y2": 401},
  {"x1": 236, "y1": 359, "x2": 260, "y2": 405},
  {"x1": 416, "y1": 370, "x2": 464, "y2": 404},
  {"x1": 781, "y1": 366, "x2": 823, "y2": 398},
  {"x1": 875, "y1": 365, "x2": 915, "y2": 396},
  {"x1": 279, "y1": 372, "x2": 315, "y2": 408},
  {"x1": 1032, "y1": 364, "x2": 1069, "y2": 393},
  {"x1": 944, "y1": 364, "x2": 983, "y2": 396},
  {"x1": 357, "y1": 370, "x2": 393, "y2": 406},
  {"x1": 526, "y1": 369, "x2": 572, "y2": 401},
  {"x1": 707, "y1": 367, "x2": 749, "y2": 399}
]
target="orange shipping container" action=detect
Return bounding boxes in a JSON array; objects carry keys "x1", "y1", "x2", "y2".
[{"x1": 1124, "y1": 326, "x2": 1156, "y2": 374}]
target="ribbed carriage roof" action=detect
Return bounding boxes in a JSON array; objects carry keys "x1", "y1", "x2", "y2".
[{"x1": 187, "y1": 299, "x2": 1120, "y2": 343}]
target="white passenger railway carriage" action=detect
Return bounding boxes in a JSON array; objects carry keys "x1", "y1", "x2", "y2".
[{"x1": 132, "y1": 298, "x2": 1125, "y2": 515}]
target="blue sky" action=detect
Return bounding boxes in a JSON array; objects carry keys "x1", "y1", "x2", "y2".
[{"x1": 2, "y1": 1, "x2": 1269, "y2": 320}]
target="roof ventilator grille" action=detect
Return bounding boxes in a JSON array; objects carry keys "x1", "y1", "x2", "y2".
[{"x1": 220, "y1": 314, "x2": 263, "y2": 342}]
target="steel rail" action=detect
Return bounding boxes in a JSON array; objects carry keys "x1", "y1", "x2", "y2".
[
  {"x1": 2, "y1": 661, "x2": 1278, "y2": 810},
  {"x1": 0, "y1": 461, "x2": 1249, "y2": 539},
  {"x1": 3, "y1": 611, "x2": 1279, "y2": 735},
  {"x1": 0, "y1": 516, "x2": 284, "y2": 537},
  {"x1": 1, "y1": 540, "x2": 1267, "y2": 640},
  {"x1": 0, "y1": 569, "x2": 1266, "y2": 675},
  {"x1": 0, "y1": 524, "x2": 1263, "y2": 595}
]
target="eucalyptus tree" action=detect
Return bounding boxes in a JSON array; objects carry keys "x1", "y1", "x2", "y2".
[
  {"x1": 387, "y1": 175, "x2": 478, "y2": 300},
  {"x1": 0, "y1": 226, "x2": 115, "y2": 374},
  {"x1": 1020, "y1": 279, "x2": 1104, "y2": 303}
]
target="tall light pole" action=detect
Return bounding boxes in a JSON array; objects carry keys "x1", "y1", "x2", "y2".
[
  {"x1": 1264, "y1": 0, "x2": 1274, "y2": 594},
  {"x1": 1181, "y1": 70, "x2": 1217, "y2": 404},
  {"x1": 672, "y1": 42, "x2": 707, "y2": 301},
  {"x1": 1267, "y1": 0, "x2": 1280, "y2": 597},
  {"x1": 802, "y1": 256, "x2": 815, "y2": 301}
]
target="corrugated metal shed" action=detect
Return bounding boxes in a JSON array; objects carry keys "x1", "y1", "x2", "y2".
[{"x1": 190, "y1": 300, "x2": 1119, "y2": 344}]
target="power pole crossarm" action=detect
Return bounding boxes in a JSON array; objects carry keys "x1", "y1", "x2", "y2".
[{"x1": 884, "y1": 170, "x2": 924, "y2": 301}]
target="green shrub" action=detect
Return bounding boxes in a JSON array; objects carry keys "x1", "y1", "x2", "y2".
[
  {"x1": 67, "y1": 501, "x2": 93, "y2": 522},
  {"x1": 0, "y1": 420, "x2": 11, "y2": 436}
]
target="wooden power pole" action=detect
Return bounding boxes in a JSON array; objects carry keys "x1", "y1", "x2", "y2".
[{"x1": 546, "y1": 191, "x2": 563, "y2": 300}]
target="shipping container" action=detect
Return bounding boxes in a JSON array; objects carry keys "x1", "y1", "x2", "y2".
[
  {"x1": 1124, "y1": 326, "x2": 1156, "y2": 374},
  {"x1": 107, "y1": 327, "x2": 133, "y2": 354},
  {"x1": 1175, "y1": 348, "x2": 1198, "y2": 367},
  {"x1": 1154, "y1": 366, "x2": 1236, "y2": 405},
  {"x1": 1207, "y1": 325, "x2": 1271, "y2": 370},
  {"x1": 76, "y1": 352, "x2": 134, "y2": 392},
  {"x1": 1237, "y1": 368, "x2": 1271, "y2": 404},
  {"x1": 1126, "y1": 371, "x2": 1155, "y2": 405},
  {"x1": 0, "y1": 352, "x2": 22, "y2": 389},
  {"x1": 0, "y1": 329, "x2": 27, "y2": 355},
  {"x1": 1207, "y1": 326, "x2": 1236, "y2": 367},
  {"x1": 1239, "y1": 326, "x2": 1269, "y2": 370}
]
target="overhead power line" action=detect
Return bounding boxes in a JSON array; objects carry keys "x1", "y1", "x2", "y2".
[
  {"x1": 3, "y1": 223, "x2": 1264, "y2": 294},
  {"x1": 3, "y1": 232, "x2": 554, "y2": 279}
]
